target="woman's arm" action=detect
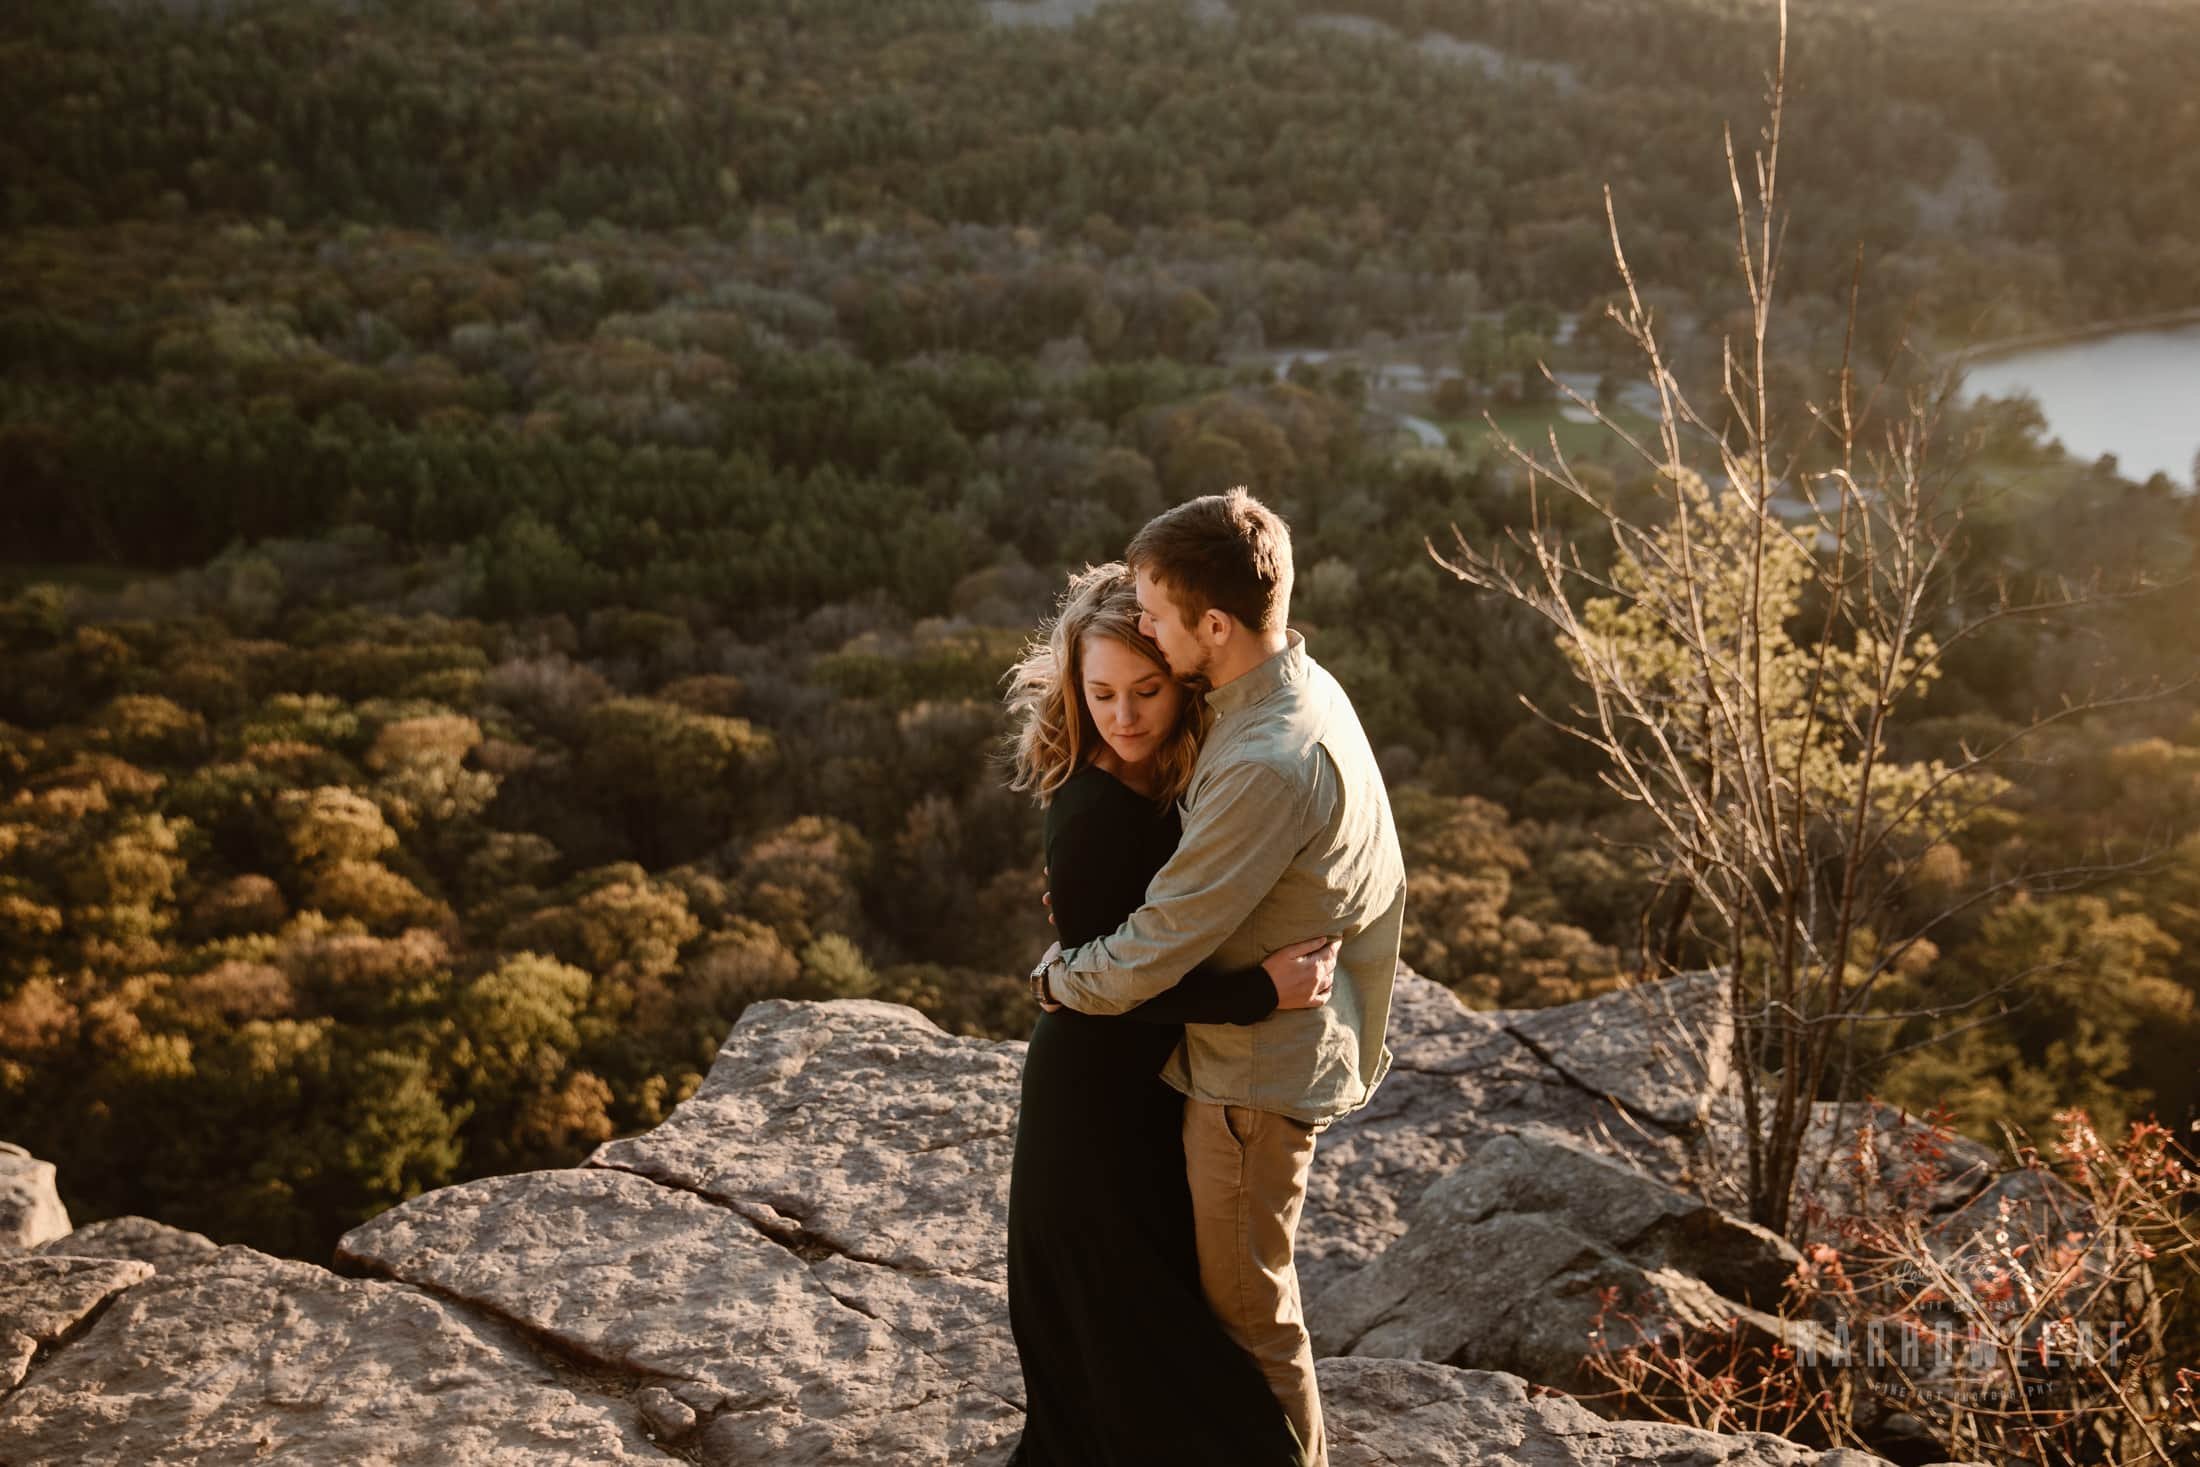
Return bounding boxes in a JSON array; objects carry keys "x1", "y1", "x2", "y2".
[{"x1": 1119, "y1": 962, "x2": 1277, "y2": 1026}]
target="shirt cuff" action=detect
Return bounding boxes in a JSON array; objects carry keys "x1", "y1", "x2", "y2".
[{"x1": 1050, "y1": 948, "x2": 1139, "y2": 1015}]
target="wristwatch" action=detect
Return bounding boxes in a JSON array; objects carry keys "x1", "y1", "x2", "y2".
[{"x1": 1029, "y1": 944, "x2": 1064, "y2": 1009}]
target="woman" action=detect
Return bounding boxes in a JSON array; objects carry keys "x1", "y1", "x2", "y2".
[{"x1": 999, "y1": 562, "x2": 1328, "y2": 1467}]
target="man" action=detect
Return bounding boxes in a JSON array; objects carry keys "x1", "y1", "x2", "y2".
[{"x1": 1029, "y1": 487, "x2": 1407, "y2": 1467}]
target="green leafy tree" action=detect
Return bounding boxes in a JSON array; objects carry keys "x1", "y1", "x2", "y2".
[
  {"x1": 336, "y1": 1043, "x2": 471, "y2": 1216},
  {"x1": 577, "y1": 697, "x2": 776, "y2": 864},
  {"x1": 798, "y1": 933, "x2": 877, "y2": 1000},
  {"x1": 1875, "y1": 893, "x2": 2190, "y2": 1143}
]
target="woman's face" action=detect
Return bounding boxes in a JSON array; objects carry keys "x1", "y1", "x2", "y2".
[{"x1": 1079, "y1": 632, "x2": 1185, "y2": 769}]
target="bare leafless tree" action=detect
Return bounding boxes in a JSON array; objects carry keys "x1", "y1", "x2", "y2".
[{"x1": 1426, "y1": 0, "x2": 2188, "y2": 1239}]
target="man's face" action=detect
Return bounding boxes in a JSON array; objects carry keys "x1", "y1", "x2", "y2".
[{"x1": 1134, "y1": 566, "x2": 1211, "y2": 685}]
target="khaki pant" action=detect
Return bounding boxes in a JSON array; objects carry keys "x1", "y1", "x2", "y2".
[{"x1": 1183, "y1": 1099, "x2": 1325, "y2": 1467}]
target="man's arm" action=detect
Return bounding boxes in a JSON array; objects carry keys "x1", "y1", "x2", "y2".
[
  {"x1": 1048, "y1": 759, "x2": 1307, "y2": 1015},
  {"x1": 1038, "y1": 790, "x2": 1284, "y2": 1027}
]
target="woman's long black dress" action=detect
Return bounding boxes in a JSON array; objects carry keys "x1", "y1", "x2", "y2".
[{"x1": 1005, "y1": 762, "x2": 1304, "y2": 1466}]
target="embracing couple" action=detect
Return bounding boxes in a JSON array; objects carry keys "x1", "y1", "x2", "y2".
[{"x1": 1000, "y1": 489, "x2": 1408, "y2": 1466}]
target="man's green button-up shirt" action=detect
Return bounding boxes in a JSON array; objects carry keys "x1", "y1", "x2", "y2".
[{"x1": 1052, "y1": 630, "x2": 1408, "y2": 1128}]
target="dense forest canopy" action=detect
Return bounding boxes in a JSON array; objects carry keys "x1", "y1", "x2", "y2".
[
  {"x1": 1, "y1": 0, "x2": 2195, "y2": 1262},
  {"x1": 8, "y1": 0, "x2": 2199, "y2": 323}
]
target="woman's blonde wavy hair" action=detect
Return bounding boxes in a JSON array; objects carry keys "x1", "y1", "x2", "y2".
[{"x1": 1003, "y1": 562, "x2": 1209, "y2": 807}]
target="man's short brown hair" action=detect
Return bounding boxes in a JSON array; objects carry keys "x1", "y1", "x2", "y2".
[{"x1": 1126, "y1": 488, "x2": 1293, "y2": 633}]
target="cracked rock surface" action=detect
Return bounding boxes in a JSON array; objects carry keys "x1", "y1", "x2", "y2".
[
  {"x1": 0, "y1": 1245, "x2": 671, "y2": 1465},
  {"x1": 0, "y1": 1254, "x2": 153, "y2": 1390},
  {"x1": 337, "y1": 1163, "x2": 1021, "y2": 1462},
  {"x1": 590, "y1": 995, "x2": 1025, "y2": 1281},
  {"x1": 6, "y1": 971, "x2": 1967, "y2": 1466},
  {"x1": 344, "y1": 995, "x2": 1031, "y2": 1463}
]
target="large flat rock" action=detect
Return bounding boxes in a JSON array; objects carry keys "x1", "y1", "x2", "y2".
[
  {"x1": 0, "y1": 1245, "x2": 672, "y2": 1466},
  {"x1": 588, "y1": 996, "x2": 1026, "y2": 1281},
  {"x1": 338, "y1": 1165, "x2": 1020, "y2": 1464}
]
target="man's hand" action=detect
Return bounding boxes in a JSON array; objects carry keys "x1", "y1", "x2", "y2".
[
  {"x1": 1041, "y1": 864, "x2": 1052, "y2": 927},
  {"x1": 1262, "y1": 936, "x2": 1340, "y2": 1010}
]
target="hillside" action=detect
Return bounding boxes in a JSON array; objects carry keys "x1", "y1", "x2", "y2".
[{"x1": 2, "y1": 0, "x2": 2196, "y2": 1323}]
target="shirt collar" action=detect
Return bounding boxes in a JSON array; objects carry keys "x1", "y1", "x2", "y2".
[{"x1": 1204, "y1": 628, "x2": 1308, "y2": 720}]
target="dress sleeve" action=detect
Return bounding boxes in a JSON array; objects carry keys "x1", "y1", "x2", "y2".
[{"x1": 1119, "y1": 961, "x2": 1278, "y2": 1026}]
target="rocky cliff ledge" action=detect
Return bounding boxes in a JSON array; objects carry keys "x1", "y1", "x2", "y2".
[{"x1": 2, "y1": 972, "x2": 1988, "y2": 1465}]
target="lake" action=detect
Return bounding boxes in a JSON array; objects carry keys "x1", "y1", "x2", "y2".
[{"x1": 1961, "y1": 322, "x2": 2200, "y2": 488}]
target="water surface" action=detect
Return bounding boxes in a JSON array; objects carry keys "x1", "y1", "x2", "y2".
[{"x1": 1963, "y1": 324, "x2": 2200, "y2": 487}]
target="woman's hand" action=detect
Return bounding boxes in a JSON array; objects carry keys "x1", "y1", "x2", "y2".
[{"x1": 1262, "y1": 936, "x2": 1340, "y2": 1010}]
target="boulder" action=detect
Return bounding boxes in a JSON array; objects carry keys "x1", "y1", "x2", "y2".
[
  {"x1": 1774, "y1": 1097, "x2": 2000, "y2": 1240},
  {"x1": 1311, "y1": 1129, "x2": 1842, "y2": 1388},
  {"x1": 587, "y1": 995, "x2": 1025, "y2": 1280},
  {"x1": 1300, "y1": 971, "x2": 1738, "y2": 1298},
  {"x1": 334, "y1": 996, "x2": 1033, "y2": 1464},
  {"x1": 1933, "y1": 1165, "x2": 2094, "y2": 1253},
  {"x1": 0, "y1": 1142, "x2": 70, "y2": 1252}
]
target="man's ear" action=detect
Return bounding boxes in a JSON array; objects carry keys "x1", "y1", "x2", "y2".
[{"x1": 1199, "y1": 607, "x2": 1235, "y2": 646}]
